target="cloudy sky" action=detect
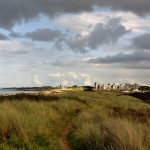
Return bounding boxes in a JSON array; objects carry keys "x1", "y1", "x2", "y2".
[{"x1": 0, "y1": 0, "x2": 150, "y2": 87}]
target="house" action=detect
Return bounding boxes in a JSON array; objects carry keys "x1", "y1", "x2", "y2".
[{"x1": 94, "y1": 82, "x2": 140, "y2": 92}]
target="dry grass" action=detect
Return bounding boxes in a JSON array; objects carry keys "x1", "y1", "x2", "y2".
[
  {"x1": 69, "y1": 91, "x2": 150, "y2": 150},
  {"x1": 0, "y1": 91, "x2": 149, "y2": 149},
  {"x1": 0, "y1": 101, "x2": 61, "y2": 149}
]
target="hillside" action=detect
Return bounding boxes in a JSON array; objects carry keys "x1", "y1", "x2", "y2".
[{"x1": 0, "y1": 91, "x2": 149, "y2": 150}]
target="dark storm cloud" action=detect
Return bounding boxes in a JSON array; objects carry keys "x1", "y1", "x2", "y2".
[
  {"x1": 0, "y1": 0, "x2": 150, "y2": 29},
  {"x1": 88, "y1": 51, "x2": 150, "y2": 64},
  {"x1": 96, "y1": 0, "x2": 150, "y2": 16},
  {"x1": 88, "y1": 51, "x2": 150, "y2": 69},
  {"x1": 87, "y1": 18, "x2": 129, "y2": 49},
  {"x1": 67, "y1": 18, "x2": 129, "y2": 52},
  {"x1": 0, "y1": 33, "x2": 8, "y2": 40},
  {"x1": 132, "y1": 34, "x2": 150, "y2": 50},
  {"x1": 25, "y1": 28, "x2": 63, "y2": 41},
  {"x1": 18, "y1": 18, "x2": 128, "y2": 52},
  {"x1": 9, "y1": 32, "x2": 22, "y2": 38},
  {"x1": 0, "y1": 0, "x2": 93, "y2": 28},
  {"x1": 50, "y1": 58, "x2": 78, "y2": 67}
]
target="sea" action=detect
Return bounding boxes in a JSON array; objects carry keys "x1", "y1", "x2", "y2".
[{"x1": 0, "y1": 88, "x2": 39, "y2": 95}]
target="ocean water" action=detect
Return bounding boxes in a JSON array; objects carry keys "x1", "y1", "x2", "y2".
[{"x1": 0, "y1": 89, "x2": 39, "y2": 95}]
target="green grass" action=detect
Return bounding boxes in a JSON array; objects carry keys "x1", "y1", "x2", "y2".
[
  {"x1": 69, "y1": 91, "x2": 150, "y2": 150},
  {"x1": 0, "y1": 91, "x2": 149, "y2": 150}
]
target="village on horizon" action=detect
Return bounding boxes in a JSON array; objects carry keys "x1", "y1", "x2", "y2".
[
  {"x1": 68, "y1": 82, "x2": 150, "y2": 93},
  {"x1": 1, "y1": 82, "x2": 150, "y2": 93}
]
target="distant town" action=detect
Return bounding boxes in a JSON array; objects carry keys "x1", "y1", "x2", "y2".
[
  {"x1": 1, "y1": 82, "x2": 150, "y2": 93},
  {"x1": 93, "y1": 82, "x2": 150, "y2": 92}
]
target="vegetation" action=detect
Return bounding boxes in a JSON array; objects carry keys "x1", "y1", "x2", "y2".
[
  {"x1": 139, "y1": 86, "x2": 150, "y2": 92},
  {"x1": 0, "y1": 91, "x2": 149, "y2": 150},
  {"x1": 126, "y1": 92, "x2": 150, "y2": 102},
  {"x1": 82, "y1": 86, "x2": 94, "y2": 91}
]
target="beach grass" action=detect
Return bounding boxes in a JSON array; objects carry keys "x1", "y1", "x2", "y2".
[{"x1": 0, "y1": 91, "x2": 149, "y2": 149}]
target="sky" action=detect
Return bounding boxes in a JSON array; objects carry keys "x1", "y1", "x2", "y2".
[{"x1": 0, "y1": 0, "x2": 150, "y2": 87}]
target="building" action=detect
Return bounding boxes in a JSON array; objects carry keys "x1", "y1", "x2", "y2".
[{"x1": 94, "y1": 82, "x2": 140, "y2": 92}]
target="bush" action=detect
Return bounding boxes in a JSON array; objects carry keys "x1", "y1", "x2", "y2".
[{"x1": 82, "y1": 86, "x2": 94, "y2": 91}]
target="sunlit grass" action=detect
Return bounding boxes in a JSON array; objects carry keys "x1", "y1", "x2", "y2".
[
  {"x1": 0, "y1": 91, "x2": 149, "y2": 149},
  {"x1": 70, "y1": 109, "x2": 150, "y2": 150},
  {"x1": 69, "y1": 91, "x2": 150, "y2": 150}
]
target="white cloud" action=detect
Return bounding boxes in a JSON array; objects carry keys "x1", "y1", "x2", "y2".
[
  {"x1": 62, "y1": 80, "x2": 69, "y2": 86},
  {"x1": 0, "y1": 41, "x2": 31, "y2": 50},
  {"x1": 55, "y1": 12, "x2": 104, "y2": 33},
  {"x1": 80, "y1": 73, "x2": 92, "y2": 85},
  {"x1": 48, "y1": 72, "x2": 92, "y2": 86},
  {"x1": 49, "y1": 72, "x2": 65, "y2": 77},
  {"x1": 0, "y1": 40, "x2": 33, "y2": 56},
  {"x1": 33, "y1": 74, "x2": 43, "y2": 85},
  {"x1": 0, "y1": 7, "x2": 150, "y2": 87},
  {"x1": 68, "y1": 72, "x2": 79, "y2": 79},
  {"x1": 55, "y1": 11, "x2": 150, "y2": 35}
]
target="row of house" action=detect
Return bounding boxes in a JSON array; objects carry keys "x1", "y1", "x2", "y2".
[{"x1": 94, "y1": 82, "x2": 140, "y2": 92}]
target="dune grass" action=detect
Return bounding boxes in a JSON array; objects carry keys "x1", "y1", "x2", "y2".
[
  {"x1": 0, "y1": 93, "x2": 86, "y2": 149},
  {"x1": 0, "y1": 101, "x2": 61, "y2": 149},
  {"x1": 68, "y1": 91, "x2": 150, "y2": 150},
  {"x1": 0, "y1": 91, "x2": 149, "y2": 150},
  {"x1": 70, "y1": 109, "x2": 150, "y2": 150}
]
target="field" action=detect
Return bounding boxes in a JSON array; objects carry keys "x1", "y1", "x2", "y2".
[{"x1": 0, "y1": 91, "x2": 149, "y2": 150}]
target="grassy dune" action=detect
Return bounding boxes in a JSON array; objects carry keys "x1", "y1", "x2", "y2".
[
  {"x1": 69, "y1": 92, "x2": 150, "y2": 150},
  {"x1": 0, "y1": 91, "x2": 149, "y2": 150}
]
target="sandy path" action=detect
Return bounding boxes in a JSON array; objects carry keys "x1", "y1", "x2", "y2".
[
  {"x1": 59, "y1": 124, "x2": 72, "y2": 150},
  {"x1": 42, "y1": 89, "x2": 65, "y2": 95}
]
